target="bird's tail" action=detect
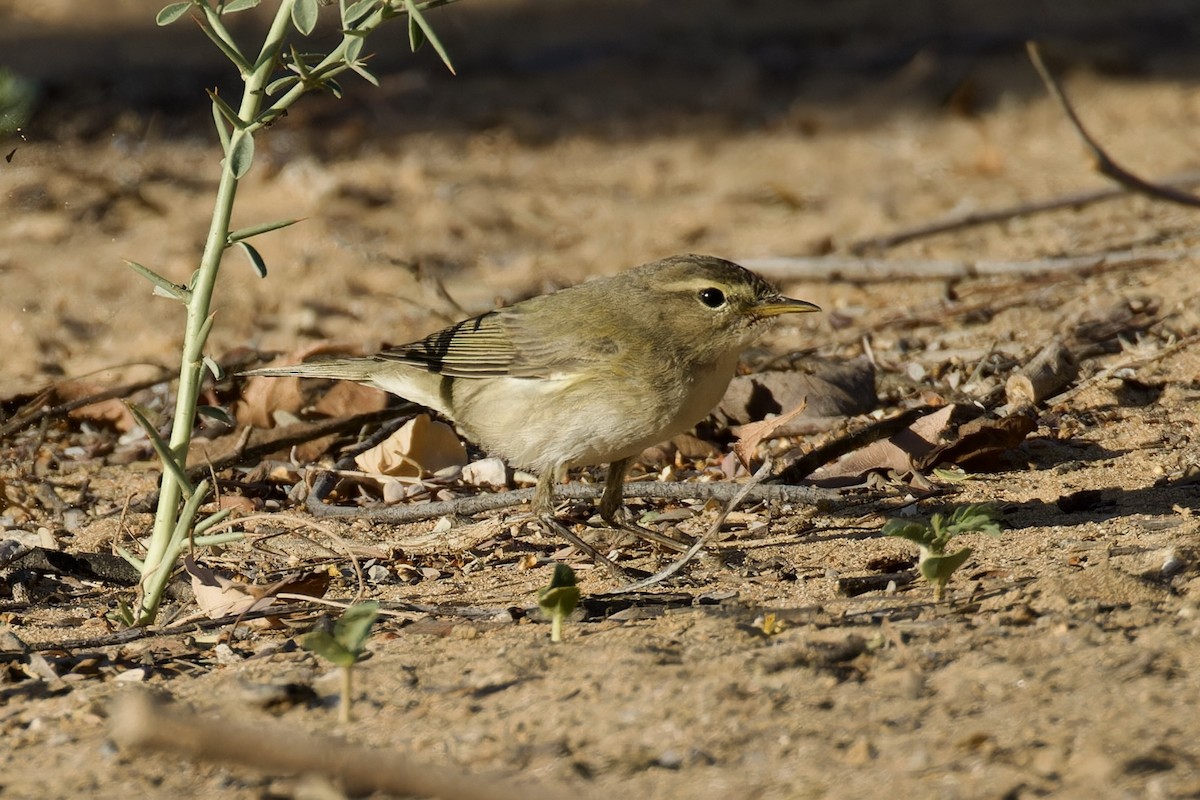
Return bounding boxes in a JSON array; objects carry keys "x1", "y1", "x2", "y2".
[{"x1": 240, "y1": 358, "x2": 379, "y2": 383}]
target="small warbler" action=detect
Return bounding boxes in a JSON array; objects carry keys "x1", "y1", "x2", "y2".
[{"x1": 246, "y1": 254, "x2": 819, "y2": 569}]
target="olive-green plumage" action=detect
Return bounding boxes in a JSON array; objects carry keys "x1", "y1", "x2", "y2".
[{"x1": 246, "y1": 254, "x2": 819, "y2": 524}]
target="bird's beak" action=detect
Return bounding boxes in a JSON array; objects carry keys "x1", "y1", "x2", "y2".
[{"x1": 756, "y1": 296, "x2": 821, "y2": 317}]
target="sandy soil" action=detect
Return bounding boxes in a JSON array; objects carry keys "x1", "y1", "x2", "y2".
[{"x1": 3, "y1": 2, "x2": 1200, "y2": 798}]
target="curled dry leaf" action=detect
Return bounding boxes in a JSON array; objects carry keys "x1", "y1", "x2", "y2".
[
  {"x1": 733, "y1": 399, "x2": 808, "y2": 468},
  {"x1": 52, "y1": 381, "x2": 138, "y2": 432},
  {"x1": 717, "y1": 357, "x2": 876, "y2": 426},
  {"x1": 184, "y1": 555, "x2": 330, "y2": 620},
  {"x1": 809, "y1": 405, "x2": 955, "y2": 486},
  {"x1": 916, "y1": 412, "x2": 1036, "y2": 472},
  {"x1": 354, "y1": 413, "x2": 467, "y2": 478}
]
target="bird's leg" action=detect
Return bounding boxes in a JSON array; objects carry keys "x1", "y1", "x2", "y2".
[
  {"x1": 598, "y1": 457, "x2": 633, "y2": 525},
  {"x1": 600, "y1": 458, "x2": 691, "y2": 553},
  {"x1": 532, "y1": 471, "x2": 633, "y2": 581}
]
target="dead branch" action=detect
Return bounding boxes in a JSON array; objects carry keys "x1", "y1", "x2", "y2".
[
  {"x1": 848, "y1": 171, "x2": 1200, "y2": 253},
  {"x1": 1027, "y1": 41, "x2": 1200, "y2": 208},
  {"x1": 0, "y1": 369, "x2": 174, "y2": 440},
  {"x1": 305, "y1": 471, "x2": 839, "y2": 523},
  {"x1": 742, "y1": 246, "x2": 1189, "y2": 283},
  {"x1": 110, "y1": 690, "x2": 576, "y2": 800}
]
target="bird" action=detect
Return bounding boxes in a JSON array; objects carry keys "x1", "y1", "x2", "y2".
[{"x1": 244, "y1": 254, "x2": 820, "y2": 573}]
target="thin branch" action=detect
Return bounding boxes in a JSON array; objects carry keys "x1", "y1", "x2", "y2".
[
  {"x1": 849, "y1": 170, "x2": 1200, "y2": 253},
  {"x1": 1027, "y1": 41, "x2": 1200, "y2": 208},
  {"x1": 616, "y1": 460, "x2": 773, "y2": 592},
  {"x1": 306, "y1": 472, "x2": 839, "y2": 522},
  {"x1": 0, "y1": 369, "x2": 174, "y2": 440},
  {"x1": 743, "y1": 246, "x2": 1191, "y2": 283}
]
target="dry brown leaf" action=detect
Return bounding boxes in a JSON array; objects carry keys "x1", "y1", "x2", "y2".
[
  {"x1": 236, "y1": 375, "x2": 305, "y2": 429},
  {"x1": 916, "y1": 413, "x2": 1036, "y2": 471},
  {"x1": 811, "y1": 404, "x2": 955, "y2": 483},
  {"x1": 311, "y1": 381, "x2": 389, "y2": 418},
  {"x1": 733, "y1": 398, "x2": 808, "y2": 468},
  {"x1": 717, "y1": 357, "x2": 876, "y2": 425},
  {"x1": 354, "y1": 413, "x2": 467, "y2": 477},
  {"x1": 52, "y1": 381, "x2": 137, "y2": 432},
  {"x1": 236, "y1": 342, "x2": 372, "y2": 428},
  {"x1": 184, "y1": 556, "x2": 331, "y2": 620},
  {"x1": 185, "y1": 556, "x2": 277, "y2": 619}
]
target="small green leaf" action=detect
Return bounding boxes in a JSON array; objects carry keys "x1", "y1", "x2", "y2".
[
  {"x1": 407, "y1": 11, "x2": 425, "y2": 51},
  {"x1": 944, "y1": 504, "x2": 1002, "y2": 538},
  {"x1": 300, "y1": 631, "x2": 356, "y2": 667},
  {"x1": 538, "y1": 564, "x2": 580, "y2": 643},
  {"x1": 287, "y1": 44, "x2": 312, "y2": 80},
  {"x1": 126, "y1": 402, "x2": 194, "y2": 496},
  {"x1": 156, "y1": 2, "x2": 192, "y2": 26},
  {"x1": 919, "y1": 547, "x2": 973, "y2": 588},
  {"x1": 228, "y1": 218, "x2": 300, "y2": 243},
  {"x1": 123, "y1": 259, "x2": 190, "y2": 302},
  {"x1": 207, "y1": 88, "x2": 245, "y2": 129},
  {"x1": 266, "y1": 75, "x2": 300, "y2": 96},
  {"x1": 342, "y1": 0, "x2": 378, "y2": 27},
  {"x1": 403, "y1": 0, "x2": 455, "y2": 74},
  {"x1": 202, "y1": 355, "x2": 225, "y2": 380},
  {"x1": 324, "y1": 78, "x2": 344, "y2": 99},
  {"x1": 334, "y1": 601, "x2": 380, "y2": 654},
  {"x1": 236, "y1": 241, "x2": 267, "y2": 278},
  {"x1": 349, "y1": 62, "x2": 379, "y2": 87},
  {"x1": 292, "y1": 0, "x2": 319, "y2": 35},
  {"x1": 220, "y1": 0, "x2": 261, "y2": 13},
  {"x1": 228, "y1": 130, "x2": 255, "y2": 178},
  {"x1": 345, "y1": 36, "x2": 364, "y2": 63},
  {"x1": 197, "y1": 405, "x2": 236, "y2": 426},
  {"x1": 882, "y1": 518, "x2": 934, "y2": 547}
]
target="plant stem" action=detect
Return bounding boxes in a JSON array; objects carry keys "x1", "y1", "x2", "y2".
[
  {"x1": 340, "y1": 665, "x2": 353, "y2": 725},
  {"x1": 135, "y1": 0, "x2": 297, "y2": 625}
]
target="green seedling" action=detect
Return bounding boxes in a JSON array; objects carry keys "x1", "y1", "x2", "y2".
[
  {"x1": 538, "y1": 564, "x2": 580, "y2": 643},
  {"x1": 883, "y1": 504, "x2": 1002, "y2": 600},
  {"x1": 300, "y1": 601, "x2": 380, "y2": 724}
]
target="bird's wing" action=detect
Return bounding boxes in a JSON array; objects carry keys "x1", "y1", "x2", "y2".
[
  {"x1": 376, "y1": 300, "x2": 615, "y2": 380},
  {"x1": 376, "y1": 311, "x2": 519, "y2": 378}
]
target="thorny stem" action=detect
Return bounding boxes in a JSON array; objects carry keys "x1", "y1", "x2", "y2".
[
  {"x1": 134, "y1": 0, "x2": 456, "y2": 625},
  {"x1": 136, "y1": 0, "x2": 299, "y2": 625}
]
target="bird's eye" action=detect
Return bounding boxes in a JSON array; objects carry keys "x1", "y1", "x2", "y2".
[{"x1": 698, "y1": 287, "x2": 727, "y2": 308}]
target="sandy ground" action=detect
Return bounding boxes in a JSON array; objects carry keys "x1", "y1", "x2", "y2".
[{"x1": 3, "y1": 2, "x2": 1200, "y2": 798}]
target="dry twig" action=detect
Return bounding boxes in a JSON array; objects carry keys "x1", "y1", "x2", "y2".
[{"x1": 1027, "y1": 41, "x2": 1200, "y2": 208}]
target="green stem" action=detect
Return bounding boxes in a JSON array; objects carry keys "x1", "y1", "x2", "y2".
[
  {"x1": 339, "y1": 665, "x2": 353, "y2": 724},
  {"x1": 135, "y1": 0, "x2": 298, "y2": 625}
]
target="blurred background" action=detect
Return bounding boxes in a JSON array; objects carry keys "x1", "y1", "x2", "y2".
[{"x1": 3, "y1": 0, "x2": 1200, "y2": 387}]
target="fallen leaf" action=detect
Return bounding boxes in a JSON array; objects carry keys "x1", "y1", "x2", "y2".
[
  {"x1": 311, "y1": 381, "x2": 389, "y2": 418},
  {"x1": 52, "y1": 381, "x2": 137, "y2": 432},
  {"x1": 733, "y1": 399, "x2": 808, "y2": 468},
  {"x1": 354, "y1": 414, "x2": 467, "y2": 477},
  {"x1": 184, "y1": 556, "x2": 330, "y2": 620},
  {"x1": 717, "y1": 357, "x2": 876, "y2": 425},
  {"x1": 236, "y1": 342, "x2": 372, "y2": 428},
  {"x1": 916, "y1": 413, "x2": 1036, "y2": 471},
  {"x1": 810, "y1": 405, "x2": 954, "y2": 485},
  {"x1": 186, "y1": 556, "x2": 276, "y2": 619}
]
